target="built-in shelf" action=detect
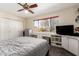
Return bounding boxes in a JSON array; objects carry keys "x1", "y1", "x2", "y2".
[
  {"x1": 51, "y1": 43, "x2": 62, "y2": 47},
  {"x1": 51, "y1": 35, "x2": 62, "y2": 47},
  {"x1": 51, "y1": 41, "x2": 61, "y2": 44}
]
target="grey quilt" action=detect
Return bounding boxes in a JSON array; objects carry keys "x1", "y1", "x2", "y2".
[{"x1": 0, "y1": 37, "x2": 49, "y2": 56}]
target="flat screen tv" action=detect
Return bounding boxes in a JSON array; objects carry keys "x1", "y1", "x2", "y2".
[{"x1": 56, "y1": 25, "x2": 74, "y2": 35}]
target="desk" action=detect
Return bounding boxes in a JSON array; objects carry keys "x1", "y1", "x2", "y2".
[
  {"x1": 29, "y1": 32, "x2": 61, "y2": 47},
  {"x1": 29, "y1": 32, "x2": 57, "y2": 38}
]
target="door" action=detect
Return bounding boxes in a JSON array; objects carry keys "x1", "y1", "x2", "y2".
[
  {"x1": 7, "y1": 20, "x2": 23, "y2": 39},
  {"x1": 69, "y1": 37, "x2": 78, "y2": 55},
  {"x1": 0, "y1": 19, "x2": 3, "y2": 40},
  {"x1": 62, "y1": 36, "x2": 69, "y2": 50},
  {"x1": 0, "y1": 18, "x2": 23, "y2": 40},
  {"x1": 0, "y1": 18, "x2": 9, "y2": 40}
]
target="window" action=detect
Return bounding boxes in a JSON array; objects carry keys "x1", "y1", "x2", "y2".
[
  {"x1": 33, "y1": 16, "x2": 59, "y2": 32},
  {"x1": 34, "y1": 20, "x2": 39, "y2": 28}
]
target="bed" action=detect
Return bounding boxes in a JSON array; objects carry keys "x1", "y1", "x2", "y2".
[{"x1": 0, "y1": 37, "x2": 49, "y2": 56}]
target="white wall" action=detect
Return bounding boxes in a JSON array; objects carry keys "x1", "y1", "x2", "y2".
[
  {"x1": 23, "y1": 5, "x2": 79, "y2": 29},
  {"x1": 23, "y1": 19, "x2": 34, "y2": 29}
]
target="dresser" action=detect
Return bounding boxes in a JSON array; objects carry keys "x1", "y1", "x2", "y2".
[{"x1": 62, "y1": 35, "x2": 79, "y2": 55}]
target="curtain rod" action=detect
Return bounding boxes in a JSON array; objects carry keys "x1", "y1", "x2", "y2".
[{"x1": 34, "y1": 16, "x2": 59, "y2": 21}]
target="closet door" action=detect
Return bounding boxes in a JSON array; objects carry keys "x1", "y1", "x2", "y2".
[
  {"x1": 0, "y1": 19, "x2": 3, "y2": 40},
  {"x1": 13, "y1": 21, "x2": 23, "y2": 37},
  {"x1": 8, "y1": 20, "x2": 23, "y2": 39},
  {"x1": 2, "y1": 19, "x2": 10, "y2": 40},
  {"x1": 0, "y1": 18, "x2": 23, "y2": 40},
  {"x1": 0, "y1": 18, "x2": 9, "y2": 40}
]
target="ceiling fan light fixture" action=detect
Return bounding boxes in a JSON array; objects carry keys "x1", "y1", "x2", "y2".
[{"x1": 24, "y1": 10, "x2": 29, "y2": 14}]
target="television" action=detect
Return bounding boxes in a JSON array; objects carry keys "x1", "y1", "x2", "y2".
[{"x1": 56, "y1": 25, "x2": 74, "y2": 35}]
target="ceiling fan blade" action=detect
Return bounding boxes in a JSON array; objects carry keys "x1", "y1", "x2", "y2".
[
  {"x1": 29, "y1": 4, "x2": 38, "y2": 8},
  {"x1": 28, "y1": 9, "x2": 34, "y2": 14},
  {"x1": 17, "y1": 9, "x2": 24, "y2": 12},
  {"x1": 24, "y1": 3, "x2": 28, "y2": 6},
  {"x1": 18, "y1": 3, "x2": 23, "y2": 6}
]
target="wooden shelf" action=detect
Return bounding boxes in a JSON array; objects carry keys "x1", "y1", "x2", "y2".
[
  {"x1": 51, "y1": 43, "x2": 62, "y2": 47},
  {"x1": 51, "y1": 41, "x2": 61, "y2": 44}
]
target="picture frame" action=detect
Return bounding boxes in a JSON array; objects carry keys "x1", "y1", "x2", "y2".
[{"x1": 75, "y1": 15, "x2": 79, "y2": 23}]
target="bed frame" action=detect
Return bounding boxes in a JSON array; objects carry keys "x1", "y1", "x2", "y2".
[{"x1": 46, "y1": 50, "x2": 49, "y2": 56}]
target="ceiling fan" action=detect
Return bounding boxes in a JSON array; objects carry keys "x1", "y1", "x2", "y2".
[{"x1": 17, "y1": 3, "x2": 38, "y2": 14}]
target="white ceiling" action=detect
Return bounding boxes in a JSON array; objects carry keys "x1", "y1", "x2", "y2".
[{"x1": 0, "y1": 3, "x2": 78, "y2": 19}]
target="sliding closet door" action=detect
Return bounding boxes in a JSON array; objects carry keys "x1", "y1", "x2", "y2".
[
  {"x1": 8, "y1": 20, "x2": 23, "y2": 39},
  {"x1": 0, "y1": 18, "x2": 9, "y2": 40},
  {"x1": 0, "y1": 18, "x2": 23, "y2": 40},
  {"x1": 0, "y1": 19, "x2": 3, "y2": 40},
  {"x1": 3, "y1": 20, "x2": 9, "y2": 40}
]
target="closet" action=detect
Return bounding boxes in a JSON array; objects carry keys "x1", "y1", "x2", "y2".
[{"x1": 0, "y1": 18, "x2": 23, "y2": 40}]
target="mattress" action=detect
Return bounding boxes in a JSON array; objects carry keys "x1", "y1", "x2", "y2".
[{"x1": 0, "y1": 37, "x2": 49, "y2": 56}]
